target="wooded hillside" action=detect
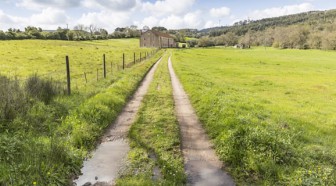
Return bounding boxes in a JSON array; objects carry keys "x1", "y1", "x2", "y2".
[{"x1": 194, "y1": 9, "x2": 336, "y2": 50}]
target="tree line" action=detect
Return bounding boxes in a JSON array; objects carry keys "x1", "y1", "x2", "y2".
[{"x1": 0, "y1": 25, "x2": 141, "y2": 41}]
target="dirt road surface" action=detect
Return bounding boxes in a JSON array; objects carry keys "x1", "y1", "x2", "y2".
[
  {"x1": 74, "y1": 58, "x2": 162, "y2": 186},
  {"x1": 168, "y1": 57, "x2": 235, "y2": 186}
]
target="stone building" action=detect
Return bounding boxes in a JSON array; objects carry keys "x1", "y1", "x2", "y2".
[{"x1": 140, "y1": 30, "x2": 176, "y2": 48}]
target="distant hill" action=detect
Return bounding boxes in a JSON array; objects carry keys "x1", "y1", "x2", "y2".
[{"x1": 200, "y1": 9, "x2": 336, "y2": 36}]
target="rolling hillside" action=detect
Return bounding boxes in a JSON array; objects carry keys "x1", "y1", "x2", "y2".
[{"x1": 201, "y1": 9, "x2": 336, "y2": 36}]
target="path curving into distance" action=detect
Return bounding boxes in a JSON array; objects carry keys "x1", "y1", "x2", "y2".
[
  {"x1": 168, "y1": 56, "x2": 235, "y2": 186},
  {"x1": 74, "y1": 57, "x2": 163, "y2": 186}
]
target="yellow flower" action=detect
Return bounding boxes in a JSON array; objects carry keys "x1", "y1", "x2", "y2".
[{"x1": 33, "y1": 181, "x2": 37, "y2": 185}]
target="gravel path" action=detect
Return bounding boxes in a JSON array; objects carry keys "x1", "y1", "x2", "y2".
[
  {"x1": 168, "y1": 56, "x2": 235, "y2": 186},
  {"x1": 74, "y1": 57, "x2": 162, "y2": 186}
]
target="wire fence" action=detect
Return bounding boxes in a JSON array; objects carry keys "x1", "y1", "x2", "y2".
[{"x1": 0, "y1": 48, "x2": 160, "y2": 95}]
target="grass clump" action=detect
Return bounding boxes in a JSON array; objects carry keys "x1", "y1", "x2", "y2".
[
  {"x1": 172, "y1": 48, "x2": 336, "y2": 185},
  {"x1": 25, "y1": 75, "x2": 60, "y2": 104},
  {"x1": 0, "y1": 76, "x2": 28, "y2": 121},
  {"x1": 117, "y1": 54, "x2": 186, "y2": 185}
]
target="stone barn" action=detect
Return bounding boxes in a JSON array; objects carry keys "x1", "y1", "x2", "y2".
[{"x1": 140, "y1": 30, "x2": 176, "y2": 48}]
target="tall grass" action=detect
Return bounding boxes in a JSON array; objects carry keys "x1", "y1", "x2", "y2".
[
  {"x1": 0, "y1": 48, "x2": 164, "y2": 185},
  {"x1": 25, "y1": 75, "x2": 60, "y2": 104},
  {"x1": 0, "y1": 76, "x2": 27, "y2": 121},
  {"x1": 172, "y1": 48, "x2": 336, "y2": 185}
]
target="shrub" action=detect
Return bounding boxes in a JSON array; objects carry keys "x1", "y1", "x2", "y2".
[
  {"x1": 25, "y1": 75, "x2": 60, "y2": 104},
  {"x1": 0, "y1": 76, "x2": 28, "y2": 122}
]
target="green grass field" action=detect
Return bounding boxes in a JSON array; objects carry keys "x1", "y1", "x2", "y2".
[
  {"x1": 172, "y1": 47, "x2": 336, "y2": 185},
  {"x1": 0, "y1": 39, "x2": 154, "y2": 92},
  {"x1": 0, "y1": 39, "x2": 162, "y2": 185}
]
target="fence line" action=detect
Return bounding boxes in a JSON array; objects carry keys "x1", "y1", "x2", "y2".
[{"x1": 1, "y1": 48, "x2": 160, "y2": 95}]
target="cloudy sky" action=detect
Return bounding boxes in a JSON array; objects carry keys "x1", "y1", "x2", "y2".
[{"x1": 0, "y1": 0, "x2": 335, "y2": 32}]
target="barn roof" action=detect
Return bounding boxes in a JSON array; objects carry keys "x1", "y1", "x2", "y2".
[{"x1": 143, "y1": 30, "x2": 175, "y2": 39}]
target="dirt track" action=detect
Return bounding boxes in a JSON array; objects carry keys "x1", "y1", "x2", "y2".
[
  {"x1": 168, "y1": 57, "x2": 235, "y2": 186},
  {"x1": 74, "y1": 57, "x2": 162, "y2": 186}
]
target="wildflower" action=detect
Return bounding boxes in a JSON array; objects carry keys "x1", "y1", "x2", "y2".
[{"x1": 33, "y1": 181, "x2": 37, "y2": 185}]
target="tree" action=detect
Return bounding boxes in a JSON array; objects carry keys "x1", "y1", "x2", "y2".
[
  {"x1": 88, "y1": 24, "x2": 97, "y2": 38},
  {"x1": 73, "y1": 24, "x2": 86, "y2": 40},
  {"x1": 99, "y1": 29, "x2": 109, "y2": 39},
  {"x1": 55, "y1": 27, "x2": 68, "y2": 40},
  {"x1": 0, "y1": 30, "x2": 6, "y2": 40},
  {"x1": 308, "y1": 32, "x2": 323, "y2": 49},
  {"x1": 187, "y1": 39, "x2": 198, "y2": 47},
  {"x1": 239, "y1": 30, "x2": 253, "y2": 48},
  {"x1": 198, "y1": 36, "x2": 214, "y2": 47},
  {"x1": 142, "y1": 26, "x2": 150, "y2": 32},
  {"x1": 322, "y1": 31, "x2": 336, "y2": 50},
  {"x1": 223, "y1": 32, "x2": 238, "y2": 46},
  {"x1": 24, "y1": 26, "x2": 42, "y2": 39},
  {"x1": 152, "y1": 26, "x2": 168, "y2": 32}
]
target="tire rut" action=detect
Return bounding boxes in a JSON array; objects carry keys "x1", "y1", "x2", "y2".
[
  {"x1": 168, "y1": 56, "x2": 235, "y2": 186},
  {"x1": 74, "y1": 57, "x2": 163, "y2": 186}
]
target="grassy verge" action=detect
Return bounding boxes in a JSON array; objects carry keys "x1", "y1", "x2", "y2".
[
  {"x1": 0, "y1": 49, "x2": 163, "y2": 185},
  {"x1": 116, "y1": 53, "x2": 186, "y2": 185},
  {"x1": 172, "y1": 48, "x2": 336, "y2": 185}
]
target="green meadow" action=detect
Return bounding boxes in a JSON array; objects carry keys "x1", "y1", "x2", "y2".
[
  {"x1": 0, "y1": 39, "x2": 153, "y2": 92},
  {"x1": 172, "y1": 47, "x2": 336, "y2": 185},
  {"x1": 0, "y1": 39, "x2": 161, "y2": 185}
]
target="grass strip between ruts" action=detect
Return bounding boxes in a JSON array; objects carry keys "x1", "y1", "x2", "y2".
[{"x1": 117, "y1": 53, "x2": 186, "y2": 185}]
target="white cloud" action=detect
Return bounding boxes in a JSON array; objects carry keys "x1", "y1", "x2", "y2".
[
  {"x1": 16, "y1": 0, "x2": 79, "y2": 10},
  {"x1": 210, "y1": 7, "x2": 231, "y2": 18},
  {"x1": 76, "y1": 11, "x2": 132, "y2": 31},
  {"x1": 0, "y1": 10, "x2": 13, "y2": 24},
  {"x1": 204, "y1": 20, "x2": 217, "y2": 28},
  {"x1": 30, "y1": 8, "x2": 68, "y2": 25},
  {"x1": 136, "y1": 16, "x2": 159, "y2": 28},
  {"x1": 157, "y1": 11, "x2": 203, "y2": 29},
  {"x1": 183, "y1": 11, "x2": 203, "y2": 28},
  {"x1": 0, "y1": 9, "x2": 28, "y2": 30},
  {"x1": 250, "y1": 3, "x2": 314, "y2": 20},
  {"x1": 141, "y1": 0, "x2": 195, "y2": 16},
  {"x1": 159, "y1": 15, "x2": 184, "y2": 29},
  {"x1": 82, "y1": 0, "x2": 137, "y2": 11},
  {"x1": 0, "y1": 7, "x2": 70, "y2": 30},
  {"x1": 17, "y1": 0, "x2": 137, "y2": 11}
]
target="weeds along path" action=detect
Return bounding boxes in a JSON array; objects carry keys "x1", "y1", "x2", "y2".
[
  {"x1": 74, "y1": 56, "x2": 163, "y2": 186},
  {"x1": 168, "y1": 56, "x2": 235, "y2": 186}
]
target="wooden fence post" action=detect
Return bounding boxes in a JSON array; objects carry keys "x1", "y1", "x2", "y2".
[
  {"x1": 123, "y1": 53, "x2": 125, "y2": 70},
  {"x1": 140, "y1": 52, "x2": 142, "y2": 62},
  {"x1": 103, "y1": 54, "x2": 106, "y2": 78},
  {"x1": 134, "y1": 52, "x2": 136, "y2": 64},
  {"x1": 66, "y1": 56, "x2": 71, "y2": 95}
]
